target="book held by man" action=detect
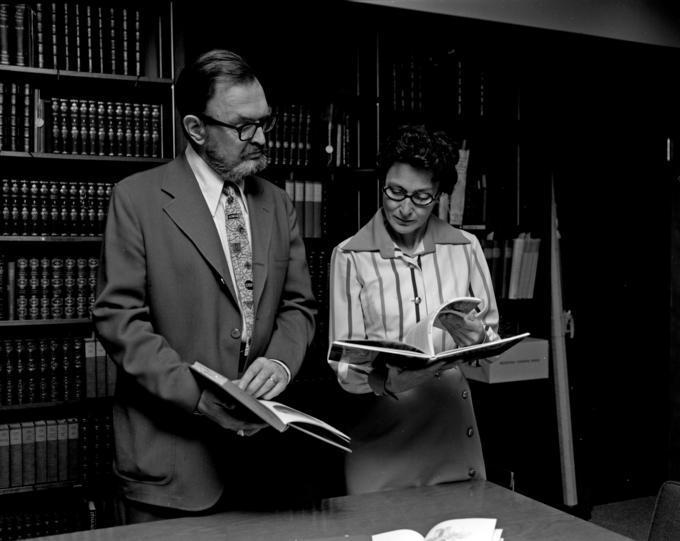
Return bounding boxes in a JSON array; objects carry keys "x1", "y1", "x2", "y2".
[
  {"x1": 329, "y1": 296, "x2": 529, "y2": 371},
  {"x1": 189, "y1": 362, "x2": 351, "y2": 452}
]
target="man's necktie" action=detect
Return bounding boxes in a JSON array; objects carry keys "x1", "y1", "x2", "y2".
[{"x1": 223, "y1": 182, "x2": 254, "y2": 356}]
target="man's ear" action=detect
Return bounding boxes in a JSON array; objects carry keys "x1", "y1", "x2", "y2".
[{"x1": 183, "y1": 115, "x2": 206, "y2": 146}]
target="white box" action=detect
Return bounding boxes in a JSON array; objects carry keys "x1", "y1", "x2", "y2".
[{"x1": 461, "y1": 337, "x2": 549, "y2": 383}]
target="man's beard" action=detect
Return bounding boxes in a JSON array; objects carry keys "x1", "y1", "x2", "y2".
[{"x1": 204, "y1": 147, "x2": 268, "y2": 182}]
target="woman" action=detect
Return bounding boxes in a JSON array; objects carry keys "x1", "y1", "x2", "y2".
[{"x1": 328, "y1": 125, "x2": 499, "y2": 494}]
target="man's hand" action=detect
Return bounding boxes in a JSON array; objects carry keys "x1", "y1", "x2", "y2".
[
  {"x1": 235, "y1": 357, "x2": 289, "y2": 399},
  {"x1": 196, "y1": 388, "x2": 266, "y2": 436}
]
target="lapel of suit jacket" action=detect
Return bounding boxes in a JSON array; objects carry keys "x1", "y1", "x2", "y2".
[
  {"x1": 160, "y1": 155, "x2": 238, "y2": 304},
  {"x1": 245, "y1": 177, "x2": 273, "y2": 317}
]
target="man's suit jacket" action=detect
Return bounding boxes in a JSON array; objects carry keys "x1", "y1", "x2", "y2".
[{"x1": 92, "y1": 154, "x2": 316, "y2": 511}]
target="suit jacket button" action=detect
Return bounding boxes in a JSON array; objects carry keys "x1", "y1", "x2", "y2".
[
  {"x1": 231, "y1": 329, "x2": 241, "y2": 339},
  {"x1": 468, "y1": 468, "x2": 476, "y2": 478},
  {"x1": 466, "y1": 426, "x2": 474, "y2": 437}
]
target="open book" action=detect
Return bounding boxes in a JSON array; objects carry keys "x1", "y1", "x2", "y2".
[
  {"x1": 374, "y1": 518, "x2": 502, "y2": 541},
  {"x1": 189, "y1": 362, "x2": 351, "y2": 453},
  {"x1": 329, "y1": 296, "x2": 529, "y2": 371},
  {"x1": 302, "y1": 517, "x2": 502, "y2": 541}
]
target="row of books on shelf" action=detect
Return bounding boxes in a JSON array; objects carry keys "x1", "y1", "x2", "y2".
[
  {"x1": 1, "y1": 178, "x2": 113, "y2": 237},
  {"x1": 324, "y1": 102, "x2": 359, "y2": 169},
  {"x1": 284, "y1": 178, "x2": 323, "y2": 238},
  {"x1": 386, "y1": 50, "x2": 487, "y2": 119},
  {"x1": 0, "y1": 254, "x2": 99, "y2": 321},
  {"x1": 268, "y1": 103, "x2": 313, "y2": 167},
  {"x1": 0, "y1": 336, "x2": 115, "y2": 406},
  {"x1": 482, "y1": 233, "x2": 541, "y2": 300},
  {"x1": 0, "y1": 81, "x2": 165, "y2": 157},
  {"x1": 0, "y1": 411, "x2": 113, "y2": 490},
  {"x1": 0, "y1": 2, "x2": 149, "y2": 76},
  {"x1": 0, "y1": 494, "x2": 103, "y2": 540}
]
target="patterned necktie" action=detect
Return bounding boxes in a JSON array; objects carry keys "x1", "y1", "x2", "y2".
[{"x1": 223, "y1": 182, "x2": 254, "y2": 356}]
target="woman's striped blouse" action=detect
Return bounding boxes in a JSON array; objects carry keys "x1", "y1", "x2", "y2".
[{"x1": 328, "y1": 210, "x2": 500, "y2": 394}]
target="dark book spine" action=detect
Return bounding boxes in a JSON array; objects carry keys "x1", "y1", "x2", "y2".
[
  {"x1": 105, "y1": 101, "x2": 114, "y2": 156},
  {"x1": 96, "y1": 5, "x2": 103, "y2": 73},
  {"x1": 8, "y1": 82, "x2": 17, "y2": 150},
  {"x1": 15, "y1": 257, "x2": 27, "y2": 320},
  {"x1": 35, "y1": 3, "x2": 44, "y2": 68},
  {"x1": 4, "y1": 340, "x2": 15, "y2": 404},
  {"x1": 0, "y1": 4, "x2": 9, "y2": 65},
  {"x1": 132, "y1": 103, "x2": 141, "y2": 157},
  {"x1": 14, "y1": 3, "x2": 25, "y2": 66},
  {"x1": 50, "y1": 96, "x2": 61, "y2": 153},
  {"x1": 121, "y1": 8, "x2": 128, "y2": 75},
  {"x1": 123, "y1": 102, "x2": 132, "y2": 157},
  {"x1": 37, "y1": 338, "x2": 49, "y2": 401},
  {"x1": 85, "y1": 5, "x2": 92, "y2": 72},
  {"x1": 0, "y1": 424, "x2": 10, "y2": 488},
  {"x1": 49, "y1": 2, "x2": 57, "y2": 69},
  {"x1": 48, "y1": 337, "x2": 62, "y2": 401},
  {"x1": 20, "y1": 421, "x2": 35, "y2": 486},
  {"x1": 34, "y1": 420, "x2": 47, "y2": 484},
  {"x1": 0, "y1": 82, "x2": 4, "y2": 151},
  {"x1": 21, "y1": 82, "x2": 31, "y2": 152},
  {"x1": 151, "y1": 104, "x2": 161, "y2": 158},
  {"x1": 108, "y1": 7, "x2": 115, "y2": 73},
  {"x1": 96, "y1": 100, "x2": 105, "y2": 155},
  {"x1": 69, "y1": 98, "x2": 79, "y2": 154},
  {"x1": 73, "y1": 2, "x2": 80, "y2": 71},
  {"x1": 141, "y1": 103, "x2": 150, "y2": 157},
  {"x1": 79, "y1": 99, "x2": 88, "y2": 157},
  {"x1": 87, "y1": 99, "x2": 97, "y2": 155},
  {"x1": 63, "y1": 256, "x2": 76, "y2": 317},
  {"x1": 59, "y1": 97, "x2": 69, "y2": 153},
  {"x1": 14, "y1": 339, "x2": 25, "y2": 404},
  {"x1": 62, "y1": 2, "x2": 70, "y2": 70},
  {"x1": 25, "y1": 339, "x2": 37, "y2": 403},
  {"x1": 114, "y1": 101, "x2": 123, "y2": 156},
  {"x1": 133, "y1": 8, "x2": 140, "y2": 76},
  {"x1": 8, "y1": 422, "x2": 22, "y2": 487}
]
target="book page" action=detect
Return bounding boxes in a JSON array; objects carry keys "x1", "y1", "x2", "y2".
[
  {"x1": 260, "y1": 402, "x2": 350, "y2": 443},
  {"x1": 403, "y1": 297, "x2": 481, "y2": 355},
  {"x1": 425, "y1": 518, "x2": 497, "y2": 541},
  {"x1": 373, "y1": 529, "x2": 423, "y2": 541}
]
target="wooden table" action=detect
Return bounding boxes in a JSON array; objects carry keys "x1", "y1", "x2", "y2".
[{"x1": 37, "y1": 480, "x2": 632, "y2": 541}]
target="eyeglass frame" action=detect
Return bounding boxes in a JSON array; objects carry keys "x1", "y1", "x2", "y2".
[
  {"x1": 382, "y1": 185, "x2": 440, "y2": 207},
  {"x1": 197, "y1": 113, "x2": 276, "y2": 141}
]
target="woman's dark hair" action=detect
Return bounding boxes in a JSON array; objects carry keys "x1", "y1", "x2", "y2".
[
  {"x1": 378, "y1": 124, "x2": 459, "y2": 195},
  {"x1": 175, "y1": 49, "x2": 257, "y2": 119}
]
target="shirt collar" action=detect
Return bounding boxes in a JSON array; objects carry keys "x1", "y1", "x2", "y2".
[
  {"x1": 184, "y1": 145, "x2": 246, "y2": 217},
  {"x1": 342, "y1": 209, "x2": 470, "y2": 258}
]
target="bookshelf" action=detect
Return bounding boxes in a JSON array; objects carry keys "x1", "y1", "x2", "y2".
[{"x1": 0, "y1": 0, "x2": 175, "y2": 536}]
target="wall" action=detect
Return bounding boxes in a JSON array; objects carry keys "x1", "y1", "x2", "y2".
[{"x1": 348, "y1": 0, "x2": 680, "y2": 48}]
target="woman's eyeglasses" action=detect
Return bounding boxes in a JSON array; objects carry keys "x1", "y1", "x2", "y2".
[{"x1": 382, "y1": 185, "x2": 439, "y2": 207}]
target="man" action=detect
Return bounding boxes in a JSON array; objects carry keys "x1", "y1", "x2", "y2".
[{"x1": 92, "y1": 49, "x2": 316, "y2": 522}]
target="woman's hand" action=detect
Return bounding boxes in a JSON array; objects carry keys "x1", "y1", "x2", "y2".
[{"x1": 438, "y1": 309, "x2": 486, "y2": 346}]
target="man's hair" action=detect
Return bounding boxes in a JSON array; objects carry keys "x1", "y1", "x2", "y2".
[
  {"x1": 378, "y1": 124, "x2": 459, "y2": 195},
  {"x1": 175, "y1": 49, "x2": 258, "y2": 119}
]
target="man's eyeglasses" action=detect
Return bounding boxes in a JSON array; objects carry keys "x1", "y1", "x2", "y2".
[
  {"x1": 382, "y1": 185, "x2": 439, "y2": 207},
  {"x1": 198, "y1": 113, "x2": 276, "y2": 141}
]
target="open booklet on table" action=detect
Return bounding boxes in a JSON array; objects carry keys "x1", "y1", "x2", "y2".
[
  {"x1": 189, "y1": 362, "x2": 351, "y2": 453},
  {"x1": 328, "y1": 296, "x2": 529, "y2": 371},
  {"x1": 300, "y1": 517, "x2": 503, "y2": 541}
]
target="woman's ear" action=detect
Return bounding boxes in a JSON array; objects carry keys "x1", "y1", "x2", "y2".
[{"x1": 183, "y1": 115, "x2": 206, "y2": 146}]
